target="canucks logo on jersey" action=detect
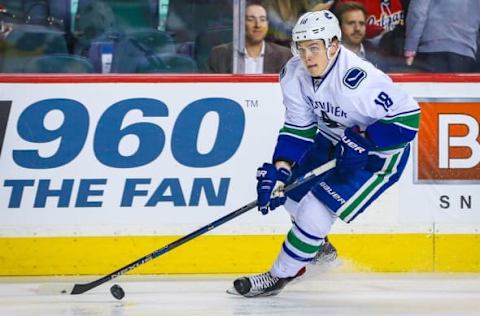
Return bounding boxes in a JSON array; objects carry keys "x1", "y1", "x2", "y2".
[
  {"x1": 343, "y1": 67, "x2": 367, "y2": 89},
  {"x1": 279, "y1": 65, "x2": 287, "y2": 80}
]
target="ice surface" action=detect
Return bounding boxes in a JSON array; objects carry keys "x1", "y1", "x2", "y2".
[{"x1": 1, "y1": 270, "x2": 480, "y2": 316}]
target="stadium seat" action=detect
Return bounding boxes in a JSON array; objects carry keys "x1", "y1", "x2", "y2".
[
  {"x1": 164, "y1": 0, "x2": 233, "y2": 43},
  {"x1": 72, "y1": 0, "x2": 117, "y2": 55},
  {"x1": 0, "y1": 0, "x2": 48, "y2": 25},
  {"x1": 22, "y1": 53, "x2": 94, "y2": 73},
  {"x1": 103, "y1": 0, "x2": 155, "y2": 31},
  {"x1": 0, "y1": 24, "x2": 68, "y2": 72},
  {"x1": 23, "y1": 0, "x2": 49, "y2": 25},
  {"x1": 163, "y1": 0, "x2": 233, "y2": 59},
  {"x1": 72, "y1": 0, "x2": 161, "y2": 57},
  {"x1": 86, "y1": 29, "x2": 176, "y2": 73},
  {"x1": 47, "y1": 0, "x2": 71, "y2": 32},
  {"x1": 194, "y1": 27, "x2": 232, "y2": 72},
  {"x1": 134, "y1": 53, "x2": 198, "y2": 73},
  {"x1": 125, "y1": 29, "x2": 176, "y2": 54},
  {"x1": 0, "y1": 1, "x2": 24, "y2": 20}
]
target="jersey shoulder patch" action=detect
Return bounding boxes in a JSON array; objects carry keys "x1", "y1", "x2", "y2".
[
  {"x1": 279, "y1": 65, "x2": 287, "y2": 80},
  {"x1": 343, "y1": 67, "x2": 367, "y2": 89},
  {"x1": 280, "y1": 56, "x2": 301, "y2": 85}
]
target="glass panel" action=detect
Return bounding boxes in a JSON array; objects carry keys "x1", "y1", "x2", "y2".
[
  {"x1": 1, "y1": 1, "x2": 478, "y2": 74},
  {"x1": 0, "y1": 0, "x2": 235, "y2": 74}
]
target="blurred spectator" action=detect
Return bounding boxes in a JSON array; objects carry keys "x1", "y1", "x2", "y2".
[
  {"x1": 404, "y1": 0, "x2": 480, "y2": 73},
  {"x1": 330, "y1": 0, "x2": 409, "y2": 61},
  {"x1": 333, "y1": 0, "x2": 406, "y2": 40},
  {"x1": 335, "y1": 1, "x2": 400, "y2": 72},
  {"x1": 310, "y1": 0, "x2": 336, "y2": 11},
  {"x1": 477, "y1": 33, "x2": 480, "y2": 71},
  {"x1": 335, "y1": 2, "x2": 369, "y2": 58},
  {"x1": 208, "y1": 1, "x2": 291, "y2": 74},
  {"x1": 262, "y1": 0, "x2": 333, "y2": 47}
]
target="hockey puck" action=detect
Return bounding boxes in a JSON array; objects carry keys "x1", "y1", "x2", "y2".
[{"x1": 110, "y1": 284, "x2": 125, "y2": 300}]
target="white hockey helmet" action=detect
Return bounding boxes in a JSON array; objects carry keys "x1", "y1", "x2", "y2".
[{"x1": 292, "y1": 10, "x2": 341, "y2": 48}]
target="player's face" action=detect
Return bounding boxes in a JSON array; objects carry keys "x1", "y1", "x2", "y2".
[
  {"x1": 341, "y1": 10, "x2": 366, "y2": 47},
  {"x1": 245, "y1": 5, "x2": 268, "y2": 45},
  {"x1": 296, "y1": 40, "x2": 335, "y2": 76}
]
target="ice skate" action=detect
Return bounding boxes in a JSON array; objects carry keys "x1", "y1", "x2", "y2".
[
  {"x1": 226, "y1": 267, "x2": 305, "y2": 297},
  {"x1": 311, "y1": 236, "x2": 337, "y2": 265}
]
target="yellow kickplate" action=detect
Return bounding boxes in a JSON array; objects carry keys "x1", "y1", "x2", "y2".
[{"x1": 0, "y1": 234, "x2": 478, "y2": 275}]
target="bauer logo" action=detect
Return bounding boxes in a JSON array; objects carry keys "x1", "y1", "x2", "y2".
[{"x1": 416, "y1": 99, "x2": 480, "y2": 182}]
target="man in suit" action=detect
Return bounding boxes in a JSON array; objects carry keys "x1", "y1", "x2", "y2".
[
  {"x1": 208, "y1": 1, "x2": 292, "y2": 74},
  {"x1": 335, "y1": 1, "x2": 403, "y2": 72}
]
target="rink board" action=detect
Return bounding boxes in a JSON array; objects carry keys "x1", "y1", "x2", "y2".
[
  {"x1": 1, "y1": 234, "x2": 480, "y2": 274},
  {"x1": 0, "y1": 74, "x2": 479, "y2": 275}
]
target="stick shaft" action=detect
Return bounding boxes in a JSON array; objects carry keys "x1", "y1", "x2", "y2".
[{"x1": 71, "y1": 160, "x2": 335, "y2": 295}]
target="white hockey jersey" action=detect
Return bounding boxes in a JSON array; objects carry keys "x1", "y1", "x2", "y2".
[{"x1": 274, "y1": 47, "x2": 420, "y2": 163}]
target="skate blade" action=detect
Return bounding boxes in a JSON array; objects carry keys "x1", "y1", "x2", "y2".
[
  {"x1": 226, "y1": 287, "x2": 281, "y2": 298},
  {"x1": 249, "y1": 290, "x2": 281, "y2": 298},
  {"x1": 289, "y1": 273, "x2": 305, "y2": 285},
  {"x1": 226, "y1": 286, "x2": 242, "y2": 296}
]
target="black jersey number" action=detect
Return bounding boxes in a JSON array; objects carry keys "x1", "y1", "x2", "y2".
[{"x1": 321, "y1": 111, "x2": 340, "y2": 128}]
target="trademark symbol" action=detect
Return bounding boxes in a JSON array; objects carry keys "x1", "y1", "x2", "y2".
[{"x1": 245, "y1": 99, "x2": 258, "y2": 108}]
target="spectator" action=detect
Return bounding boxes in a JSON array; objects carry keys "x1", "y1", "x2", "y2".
[
  {"x1": 404, "y1": 0, "x2": 480, "y2": 73},
  {"x1": 333, "y1": 0, "x2": 406, "y2": 40},
  {"x1": 329, "y1": 0, "x2": 409, "y2": 61},
  {"x1": 262, "y1": 0, "x2": 333, "y2": 47},
  {"x1": 311, "y1": 0, "x2": 337, "y2": 11},
  {"x1": 335, "y1": 1, "x2": 402, "y2": 72},
  {"x1": 335, "y1": 2, "x2": 369, "y2": 58},
  {"x1": 477, "y1": 33, "x2": 480, "y2": 71},
  {"x1": 208, "y1": 1, "x2": 291, "y2": 73}
]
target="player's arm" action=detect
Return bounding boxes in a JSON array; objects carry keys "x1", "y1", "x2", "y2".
[
  {"x1": 272, "y1": 122, "x2": 317, "y2": 166},
  {"x1": 333, "y1": 109, "x2": 419, "y2": 179},
  {"x1": 366, "y1": 110, "x2": 420, "y2": 151},
  {"x1": 257, "y1": 123, "x2": 317, "y2": 213},
  {"x1": 257, "y1": 61, "x2": 317, "y2": 214},
  {"x1": 273, "y1": 61, "x2": 318, "y2": 166},
  {"x1": 257, "y1": 122, "x2": 316, "y2": 215},
  {"x1": 334, "y1": 80, "x2": 420, "y2": 177},
  {"x1": 354, "y1": 80, "x2": 421, "y2": 152}
]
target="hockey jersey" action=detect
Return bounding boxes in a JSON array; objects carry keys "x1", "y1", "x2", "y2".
[{"x1": 273, "y1": 47, "x2": 420, "y2": 164}]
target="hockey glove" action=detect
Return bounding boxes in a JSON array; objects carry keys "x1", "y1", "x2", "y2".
[
  {"x1": 256, "y1": 163, "x2": 292, "y2": 215},
  {"x1": 335, "y1": 127, "x2": 372, "y2": 178}
]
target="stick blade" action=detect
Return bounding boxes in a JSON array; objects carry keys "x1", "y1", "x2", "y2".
[{"x1": 36, "y1": 283, "x2": 75, "y2": 295}]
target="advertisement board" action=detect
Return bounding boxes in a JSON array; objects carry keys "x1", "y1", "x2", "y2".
[
  {"x1": 0, "y1": 75, "x2": 479, "y2": 274},
  {"x1": 0, "y1": 79, "x2": 293, "y2": 237}
]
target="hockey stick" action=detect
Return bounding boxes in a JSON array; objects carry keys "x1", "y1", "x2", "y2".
[{"x1": 39, "y1": 159, "x2": 335, "y2": 296}]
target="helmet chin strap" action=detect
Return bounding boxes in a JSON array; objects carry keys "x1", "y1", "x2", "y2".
[{"x1": 319, "y1": 41, "x2": 340, "y2": 77}]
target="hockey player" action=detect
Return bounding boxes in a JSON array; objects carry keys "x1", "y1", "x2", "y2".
[{"x1": 229, "y1": 10, "x2": 420, "y2": 297}]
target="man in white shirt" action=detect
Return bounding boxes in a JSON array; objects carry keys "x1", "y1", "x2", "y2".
[
  {"x1": 208, "y1": 1, "x2": 291, "y2": 74},
  {"x1": 336, "y1": 1, "x2": 368, "y2": 59},
  {"x1": 335, "y1": 1, "x2": 392, "y2": 71}
]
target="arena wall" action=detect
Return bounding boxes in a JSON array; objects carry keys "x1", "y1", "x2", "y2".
[{"x1": 0, "y1": 74, "x2": 479, "y2": 275}]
